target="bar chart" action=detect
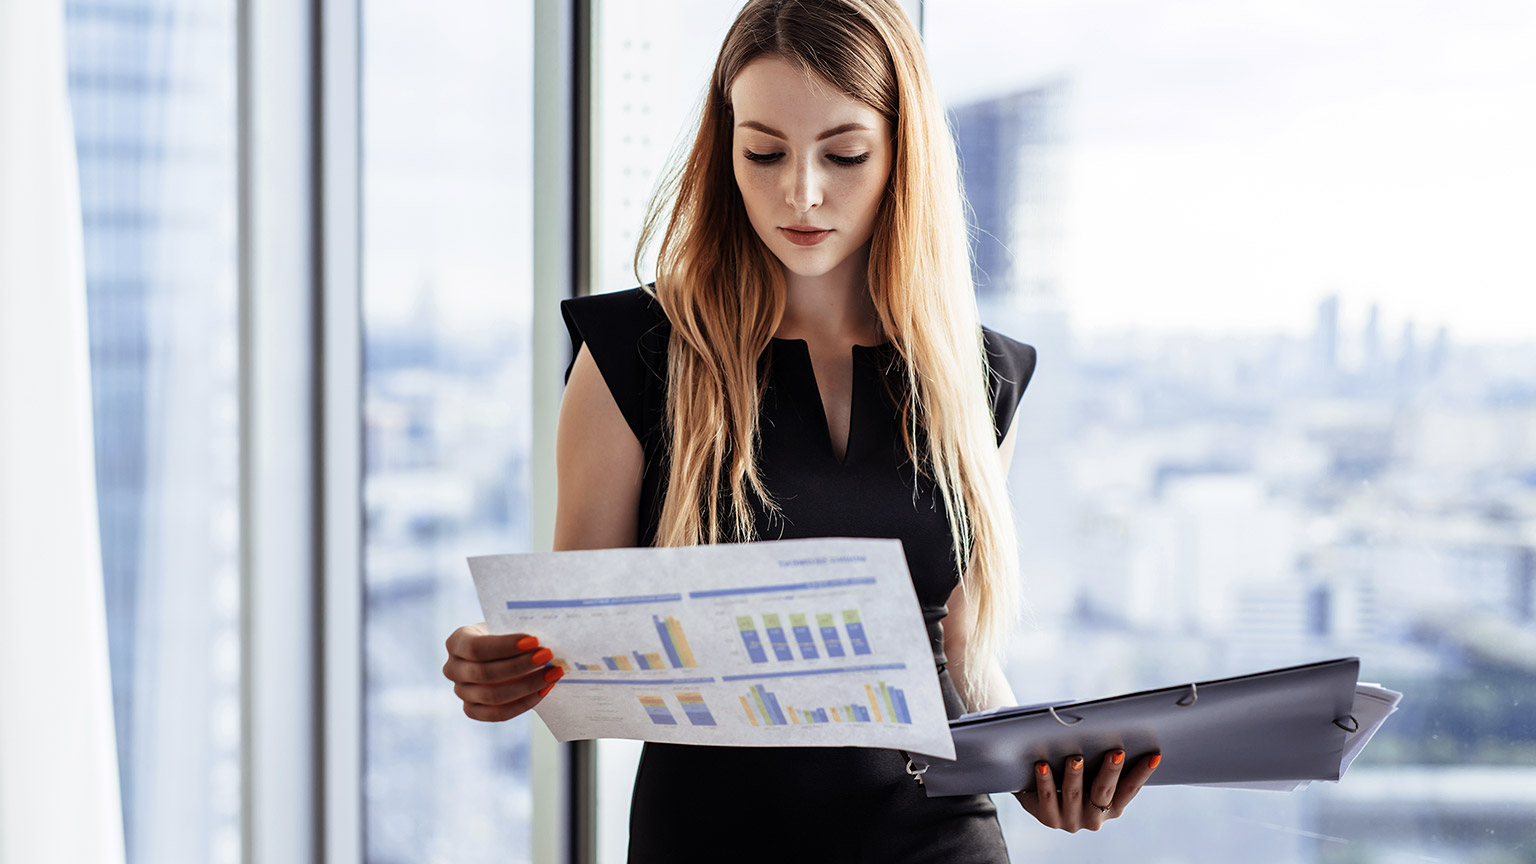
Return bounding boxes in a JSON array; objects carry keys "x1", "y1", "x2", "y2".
[
  {"x1": 676, "y1": 692, "x2": 717, "y2": 726},
  {"x1": 736, "y1": 607, "x2": 874, "y2": 663},
  {"x1": 736, "y1": 680, "x2": 912, "y2": 727},
  {"x1": 554, "y1": 614, "x2": 698, "y2": 672},
  {"x1": 638, "y1": 695, "x2": 677, "y2": 726}
]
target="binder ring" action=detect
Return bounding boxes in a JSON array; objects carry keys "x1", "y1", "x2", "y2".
[
  {"x1": 1048, "y1": 705, "x2": 1085, "y2": 727},
  {"x1": 1176, "y1": 683, "x2": 1198, "y2": 707},
  {"x1": 1333, "y1": 715, "x2": 1359, "y2": 733},
  {"x1": 904, "y1": 753, "x2": 929, "y2": 785}
]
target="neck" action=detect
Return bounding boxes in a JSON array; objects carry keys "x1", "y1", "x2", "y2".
[{"x1": 775, "y1": 241, "x2": 882, "y2": 345}]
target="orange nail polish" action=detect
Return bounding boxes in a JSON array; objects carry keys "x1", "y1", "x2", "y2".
[
  {"x1": 1112, "y1": 751, "x2": 1125, "y2": 766},
  {"x1": 1037, "y1": 763, "x2": 1049, "y2": 776},
  {"x1": 543, "y1": 666, "x2": 564, "y2": 683},
  {"x1": 538, "y1": 684, "x2": 553, "y2": 697},
  {"x1": 531, "y1": 647, "x2": 553, "y2": 666},
  {"x1": 1070, "y1": 757, "x2": 1083, "y2": 771},
  {"x1": 516, "y1": 636, "x2": 539, "y2": 651},
  {"x1": 1149, "y1": 754, "x2": 1162, "y2": 769}
]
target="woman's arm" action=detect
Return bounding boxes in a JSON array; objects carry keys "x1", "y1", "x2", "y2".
[{"x1": 444, "y1": 343, "x2": 644, "y2": 722}]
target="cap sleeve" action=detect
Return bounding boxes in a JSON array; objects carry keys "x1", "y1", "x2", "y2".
[
  {"x1": 981, "y1": 326, "x2": 1037, "y2": 446},
  {"x1": 560, "y1": 287, "x2": 670, "y2": 442}
]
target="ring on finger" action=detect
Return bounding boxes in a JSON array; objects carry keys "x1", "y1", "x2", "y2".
[{"x1": 1091, "y1": 800, "x2": 1111, "y2": 814}]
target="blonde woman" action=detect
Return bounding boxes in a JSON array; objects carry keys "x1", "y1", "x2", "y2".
[{"x1": 444, "y1": 0, "x2": 1159, "y2": 857}]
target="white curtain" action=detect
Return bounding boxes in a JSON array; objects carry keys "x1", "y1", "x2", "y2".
[{"x1": 0, "y1": 1, "x2": 129, "y2": 863}]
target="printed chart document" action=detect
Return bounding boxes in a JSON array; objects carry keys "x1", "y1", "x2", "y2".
[{"x1": 468, "y1": 538, "x2": 956, "y2": 759}]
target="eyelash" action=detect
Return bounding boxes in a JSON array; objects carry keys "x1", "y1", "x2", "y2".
[{"x1": 743, "y1": 150, "x2": 870, "y2": 166}]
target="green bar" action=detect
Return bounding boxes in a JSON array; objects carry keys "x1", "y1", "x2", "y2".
[
  {"x1": 789, "y1": 613, "x2": 807, "y2": 627},
  {"x1": 842, "y1": 609, "x2": 861, "y2": 624},
  {"x1": 816, "y1": 613, "x2": 835, "y2": 629},
  {"x1": 736, "y1": 615, "x2": 756, "y2": 632},
  {"x1": 880, "y1": 681, "x2": 897, "y2": 723},
  {"x1": 763, "y1": 613, "x2": 782, "y2": 628},
  {"x1": 750, "y1": 687, "x2": 775, "y2": 726}
]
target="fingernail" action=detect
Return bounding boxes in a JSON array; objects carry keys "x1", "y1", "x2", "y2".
[
  {"x1": 543, "y1": 666, "x2": 564, "y2": 683},
  {"x1": 1070, "y1": 757, "x2": 1083, "y2": 771},
  {"x1": 1037, "y1": 763, "x2": 1049, "y2": 776},
  {"x1": 531, "y1": 647, "x2": 553, "y2": 665},
  {"x1": 1149, "y1": 754, "x2": 1162, "y2": 769},
  {"x1": 516, "y1": 636, "x2": 539, "y2": 651},
  {"x1": 538, "y1": 684, "x2": 553, "y2": 697},
  {"x1": 1112, "y1": 750, "x2": 1125, "y2": 766}
]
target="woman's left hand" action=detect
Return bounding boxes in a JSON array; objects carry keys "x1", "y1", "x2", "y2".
[{"x1": 1013, "y1": 749, "x2": 1161, "y2": 832}]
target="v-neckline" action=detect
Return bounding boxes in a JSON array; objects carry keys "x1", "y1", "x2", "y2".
[{"x1": 770, "y1": 337, "x2": 889, "y2": 467}]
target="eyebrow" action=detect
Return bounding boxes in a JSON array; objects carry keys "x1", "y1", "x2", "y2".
[{"x1": 736, "y1": 120, "x2": 872, "y2": 141}]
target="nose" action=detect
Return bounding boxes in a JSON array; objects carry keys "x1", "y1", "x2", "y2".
[{"x1": 786, "y1": 157, "x2": 822, "y2": 213}]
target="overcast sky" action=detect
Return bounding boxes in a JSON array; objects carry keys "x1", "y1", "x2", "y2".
[{"x1": 925, "y1": 0, "x2": 1536, "y2": 342}]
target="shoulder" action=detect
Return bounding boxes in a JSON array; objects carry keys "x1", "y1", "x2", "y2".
[
  {"x1": 979, "y1": 325, "x2": 1037, "y2": 444},
  {"x1": 559, "y1": 286, "x2": 672, "y2": 442}
]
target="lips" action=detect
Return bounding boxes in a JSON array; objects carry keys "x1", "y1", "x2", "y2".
[{"x1": 780, "y1": 225, "x2": 833, "y2": 247}]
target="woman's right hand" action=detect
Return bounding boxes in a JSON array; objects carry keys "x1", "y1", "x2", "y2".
[{"x1": 443, "y1": 623, "x2": 564, "y2": 722}]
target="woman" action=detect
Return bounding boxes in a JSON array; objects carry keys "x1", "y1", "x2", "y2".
[{"x1": 443, "y1": 0, "x2": 1159, "y2": 858}]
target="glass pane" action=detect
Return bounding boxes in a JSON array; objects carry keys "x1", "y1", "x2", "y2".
[
  {"x1": 361, "y1": 2, "x2": 535, "y2": 861},
  {"x1": 63, "y1": 3, "x2": 242, "y2": 864},
  {"x1": 927, "y1": 2, "x2": 1536, "y2": 861}
]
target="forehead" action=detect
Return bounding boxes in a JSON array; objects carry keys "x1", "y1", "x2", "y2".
[{"x1": 729, "y1": 56, "x2": 886, "y2": 137}]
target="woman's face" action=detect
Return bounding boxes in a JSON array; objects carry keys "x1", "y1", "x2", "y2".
[{"x1": 730, "y1": 56, "x2": 893, "y2": 282}]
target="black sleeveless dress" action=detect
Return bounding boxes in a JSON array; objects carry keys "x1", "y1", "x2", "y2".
[{"x1": 561, "y1": 287, "x2": 1037, "y2": 864}]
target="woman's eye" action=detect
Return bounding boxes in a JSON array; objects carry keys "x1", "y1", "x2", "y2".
[
  {"x1": 829, "y1": 153, "x2": 870, "y2": 166},
  {"x1": 743, "y1": 150, "x2": 783, "y2": 163}
]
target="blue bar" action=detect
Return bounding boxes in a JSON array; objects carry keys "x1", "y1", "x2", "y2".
[
  {"x1": 845, "y1": 620, "x2": 871, "y2": 655},
  {"x1": 792, "y1": 621, "x2": 819, "y2": 659},
  {"x1": 814, "y1": 708, "x2": 828, "y2": 724},
  {"x1": 853, "y1": 705, "x2": 869, "y2": 722},
  {"x1": 739, "y1": 627, "x2": 768, "y2": 663},
  {"x1": 764, "y1": 619, "x2": 794, "y2": 661},
  {"x1": 603, "y1": 657, "x2": 619, "y2": 670},
  {"x1": 505, "y1": 592, "x2": 682, "y2": 609},
  {"x1": 893, "y1": 688, "x2": 911, "y2": 724},
  {"x1": 689, "y1": 576, "x2": 876, "y2": 599},
  {"x1": 721, "y1": 662, "x2": 906, "y2": 682},
  {"x1": 632, "y1": 651, "x2": 649, "y2": 670},
  {"x1": 643, "y1": 703, "x2": 677, "y2": 726},
  {"x1": 654, "y1": 615, "x2": 683, "y2": 668},
  {"x1": 680, "y1": 704, "x2": 717, "y2": 726},
  {"x1": 757, "y1": 685, "x2": 787, "y2": 726},
  {"x1": 820, "y1": 624, "x2": 846, "y2": 658}
]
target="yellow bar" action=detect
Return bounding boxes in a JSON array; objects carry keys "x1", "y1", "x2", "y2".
[
  {"x1": 832, "y1": 707, "x2": 841, "y2": 722},
  {"x1": 645, "y1": 652, "x2": 663, "y2": 669},
  {"x1": 740, "y1": 696, "x2": 758, "y2": 726},
  {"x1": 615, "y1": 656, "x2": 633, "y2": 671},
  {"x1": 865, "y1": 684, "x2": 883, "y2": 723},
  {"x1": 667, "y1": 617, "x2": 699, "y2": 668},
  {"x1": 787, "y1": 705, "x2": 799, "y2": 724}
]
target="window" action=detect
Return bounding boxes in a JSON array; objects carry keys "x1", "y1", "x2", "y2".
[
  {"x1": 927, "y1": 2, "x2": 1536, "y2": 860},
  {"x1": 64, "y1": 3, "x2": 242, "y2": 863},
  {"x1": 361, "y1": 2, "x2": 537, "y2": 861}
]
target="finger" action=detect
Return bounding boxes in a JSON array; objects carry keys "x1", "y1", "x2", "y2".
[
  {"x1": 1031, "y1": 761, "x2": 1061, "y2": 827},
  {"x1": 1060, "y1": 755, "x2": 1085, "y2": 832},
  {"x1": 463, "y1": 685, "x2": 545, "y2": 723},
  {"x1": 444, "y1": 645, "x2": 555, "y2": 685},
  {"x1": 1089, "y1": 749, "x2": 1127, "y2": 822},
  {"x1": 446, "y1": 626, "x2": 542, "y2": 663},
  {"x1": 1110, "y1": 753, "x2": 1162, "y2": 811},
  {"x1": 455, "y1": 663, "x2": 563, "y2": 707}
]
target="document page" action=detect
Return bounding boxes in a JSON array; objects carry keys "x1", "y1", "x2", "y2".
[{"x1": 468, "y1": 538, "x2": 956, "y2": 759}]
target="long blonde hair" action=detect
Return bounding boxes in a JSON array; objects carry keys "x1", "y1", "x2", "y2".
[{"x1": 636, "y1": 0, "x2": 1019, "y2": 703}]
